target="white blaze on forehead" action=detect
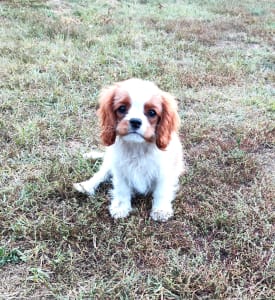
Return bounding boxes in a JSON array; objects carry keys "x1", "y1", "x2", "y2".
[{"x1": 120, "y1": 79, "x2": 160, "y2": 105}]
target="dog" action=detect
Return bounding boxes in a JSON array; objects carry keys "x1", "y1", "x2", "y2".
[{"x1": 73, "y1": 78, "x2": 185, "y2": 221}]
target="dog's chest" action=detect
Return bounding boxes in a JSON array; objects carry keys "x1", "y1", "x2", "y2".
[{"x1": 115, "y1": 151, "x2": 160, "y2": 194}]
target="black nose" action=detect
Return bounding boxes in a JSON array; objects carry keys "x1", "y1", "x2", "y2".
[{"x1": 129, "y1": 118, "x2": 142, "y2": 129}]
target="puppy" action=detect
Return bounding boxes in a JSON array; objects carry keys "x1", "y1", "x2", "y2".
[{"x1": 73, "y1": 78, "x2": 185, "y2": 221}]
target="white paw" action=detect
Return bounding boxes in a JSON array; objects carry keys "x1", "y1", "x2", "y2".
[
  {"x1": 109, "y1": 203, "x2": 132, "y2": 219},
  {"x1": 73, "y1": 182, "x2": 95, "y2": 196},
  {"x1": 150, "y1": 209, "x2": 173, "y2": 222}
]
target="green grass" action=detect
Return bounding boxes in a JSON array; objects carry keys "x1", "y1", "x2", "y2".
[
  {"x1": 0, "y1": 247, "x2": 26, "y2": 266},
  {"x1": 0, "y1": 0, "x2": 274, "y2": 298}
]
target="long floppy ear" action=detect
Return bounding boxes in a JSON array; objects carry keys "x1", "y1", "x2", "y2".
[
  {"x1": 156, "y1": 92, "x2": 180, "y2": 150},
  {"x1": 97, "y1": 85, "x2": 117, "y2": 146}
]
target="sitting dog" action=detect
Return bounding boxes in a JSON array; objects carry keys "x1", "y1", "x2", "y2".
[{"x1": 73, "y1": 78, "x2": 185, "y2": 221}]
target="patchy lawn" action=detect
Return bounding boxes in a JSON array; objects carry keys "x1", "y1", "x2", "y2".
[{"x1": 0, "y1": 0, "x2": 274, "y2": 298}]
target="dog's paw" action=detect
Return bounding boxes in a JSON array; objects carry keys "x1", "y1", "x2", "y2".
[
  {"x1": 109, "y1": 203, "x2": 132, "y2": 219},
  {"x1": 150, "y1": 209, "x2": 173, "y2": 222},
  {"x1": 73, "y1": 182, "x2": 95, "y2": 196}
]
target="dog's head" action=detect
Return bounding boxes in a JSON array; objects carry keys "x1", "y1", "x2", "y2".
[{"x1": 97, "y1": 78, "x2": 180, "y2": 150}]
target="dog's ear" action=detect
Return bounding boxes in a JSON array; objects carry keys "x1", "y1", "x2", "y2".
[
  {"x1": 156, "y1": 92, "x2": 180, "y2": 150},
  {"x1": 97, "y1": 85, "x2": 117, "y2": 146}
]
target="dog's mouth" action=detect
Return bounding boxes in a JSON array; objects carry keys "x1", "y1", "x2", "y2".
[
  {"x1": 116, "y1": 123, "x2": 155, "y2": 143},
  {"x1": 118, "y1": 130, "x2": 147, "y2": 143},
  {"x1": 122, "y1": 130, "x2": 156, "y2": 144},
  {"x1": 127, "y1": 131, "x2": 145, "y2": 138}
]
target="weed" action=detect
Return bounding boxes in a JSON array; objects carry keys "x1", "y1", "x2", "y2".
[{"x1": 0, "y1": 247, "x2": 26, "y2": 266}]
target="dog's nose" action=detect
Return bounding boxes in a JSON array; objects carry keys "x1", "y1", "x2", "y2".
[{"x1": 129, "y1": 118, "x2": 142, "y2": 129}]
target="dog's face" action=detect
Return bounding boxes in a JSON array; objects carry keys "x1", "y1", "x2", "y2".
[{"x1": 98, "y1": 78, "x2": 180, "y2": 150}]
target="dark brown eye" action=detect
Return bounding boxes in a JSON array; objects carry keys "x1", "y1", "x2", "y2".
[
  {"x1": 117, "y1": 105, "x2": 127, "y2": 114},
  {"x1": 148, "y1": 109, "x2": 157, "y2": 118}
]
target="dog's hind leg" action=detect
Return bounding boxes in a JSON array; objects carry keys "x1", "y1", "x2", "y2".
[
  {"x1": 82, "y1": 150, "x2": 104, "y2": 160},
  {"x1": 73, "y1": 158, "x2": 111, "y2": 196}
]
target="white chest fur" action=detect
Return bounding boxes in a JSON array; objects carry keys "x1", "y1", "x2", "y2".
[{"x1": 110, "y1": 140, "x2": 161, "y2": 194}]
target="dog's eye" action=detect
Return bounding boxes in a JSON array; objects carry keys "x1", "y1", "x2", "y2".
[
  {"x1": 147, "y1": 109, "x2": 157, "y2": 118},
  {"x1": 117, "y1": 105, "x2": 127, "y2": 114}
]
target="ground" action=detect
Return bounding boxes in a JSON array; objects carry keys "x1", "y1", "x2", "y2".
[{"x1": 0, "y1": 0, "x2": 274, "y2": 299}]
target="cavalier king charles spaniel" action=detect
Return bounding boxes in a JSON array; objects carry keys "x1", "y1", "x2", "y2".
[{"x1": 73, "y1": 78, "x2": 185, "y2": 221}]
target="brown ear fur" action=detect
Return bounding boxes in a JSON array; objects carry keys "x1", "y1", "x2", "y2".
[
  {"x1": 156, "y1": 92, "x2": 180, "y2": 150},
  {"x1": 97, "y1": 85, "x2": 117, "y2": 146}
]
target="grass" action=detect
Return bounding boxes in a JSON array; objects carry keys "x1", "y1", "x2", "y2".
[{"x1": 0, "y1": 0, "x2": 274, "y2": 298}]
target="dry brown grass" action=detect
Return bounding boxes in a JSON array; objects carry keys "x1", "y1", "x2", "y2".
[{"x1": 0, "y1": 0, "x2": 274, "y2": 298}]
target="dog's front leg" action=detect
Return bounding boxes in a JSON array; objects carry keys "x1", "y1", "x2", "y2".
[
  {"x1": 109, "y1": 176, "x2": 132, "y2": 219},
  {"x1": 150, "y1": 179, "x2": 178, "y2": 222}
]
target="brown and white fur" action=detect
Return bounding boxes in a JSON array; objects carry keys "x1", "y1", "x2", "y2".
[{"x1": 73, "y1": 78, "x2": 185, "y2": 221}]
